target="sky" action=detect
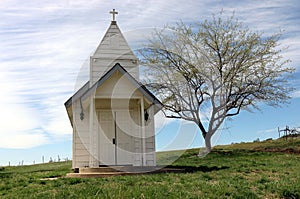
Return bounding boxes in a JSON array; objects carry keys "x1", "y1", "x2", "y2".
[{"x1": 0, "y1": 0, "x2": 299, "y2": 166}]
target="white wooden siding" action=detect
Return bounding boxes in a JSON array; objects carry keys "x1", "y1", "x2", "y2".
[
  {"x1": 72, "y1": 100, "x2": 90, "y2": 168},
  {"x1": 70, "y1": 22, "x2": 158, "y2": 169},
  {"x1": 90, "y1": 22, "x2": 139, "y2": 85}
]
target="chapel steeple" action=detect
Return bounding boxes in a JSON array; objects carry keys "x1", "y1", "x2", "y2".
[{"x1": 90, "y1": 9, "x2": 139, "y2": 85}]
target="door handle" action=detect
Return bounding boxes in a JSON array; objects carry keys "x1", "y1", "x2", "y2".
[{"x1": 112, "y1": 138, "x2": 116, "y2": 145}]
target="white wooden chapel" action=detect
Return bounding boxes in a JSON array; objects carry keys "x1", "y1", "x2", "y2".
[{"x1": 65, "y1": 9, "x2": 162, "y2": 170}]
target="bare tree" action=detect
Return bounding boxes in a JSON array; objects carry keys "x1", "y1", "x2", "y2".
[{"x1": 139, "y1": 13, "x2": 294, "y2": 156}]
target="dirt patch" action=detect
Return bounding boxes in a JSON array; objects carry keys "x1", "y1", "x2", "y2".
[
  {"x1": 40, "y1": 177, "x2": 60, "y2": 181},
  {"x1": 254, "y1": 147, "x2": 300, "y2": 154}
]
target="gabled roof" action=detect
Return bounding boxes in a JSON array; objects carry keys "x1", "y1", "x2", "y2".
[
  {"x1": 64, "y1": 63, "x2": 163, "y2": 110},
  {"x1": 92, "y1": 21, "x2": 137, "y2": 61}
]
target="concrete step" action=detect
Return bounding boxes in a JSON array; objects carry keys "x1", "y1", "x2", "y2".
[
  {"x1": 66, "y1": 172, "x2": 130, "y2": 178},
  {"x1": 67, "y1": 166, "x2": 186, "y2": 178},
  {"x1": 79, "y1": 166, "x2": 167, "y2": 173},
  {"x1": 79, "y1": 167, "x2": 120, "y2": 173}
]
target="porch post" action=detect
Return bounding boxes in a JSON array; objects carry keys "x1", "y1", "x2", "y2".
[
  {"x1": 140, "y1": 97, "x2": 146, "y2": 166},
  {"x1": 89, "y1": 97, "x2": 98, "y2": 167},
  {"x1": 89, "y1": 97, "x2": 93, "y2": 167}
]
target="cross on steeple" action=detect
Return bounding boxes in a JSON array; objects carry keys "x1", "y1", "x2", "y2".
[{"x1": 109, "y1": 9, "x2": 118, "y2": 21}]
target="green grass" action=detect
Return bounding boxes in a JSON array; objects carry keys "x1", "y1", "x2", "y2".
[
  {"x1": 218, "y1": 135, "x2": 300, "y2": 152},
  {"x1": 1, "y1": 137, "x2": 299, "y2": 198}
]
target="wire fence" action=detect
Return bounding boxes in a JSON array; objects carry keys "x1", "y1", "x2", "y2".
[{"x1": 4, "y1": 155, "x2": 71, "y2": 167}]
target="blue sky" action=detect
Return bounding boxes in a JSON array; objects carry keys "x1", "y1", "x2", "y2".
[{"x1": 0, "y1": 0, "x2": 299, "y2": 165}]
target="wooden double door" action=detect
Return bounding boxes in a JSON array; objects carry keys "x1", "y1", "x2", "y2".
[{"x1": 98, "y1": 110, "x2": 136, "y2": 165}]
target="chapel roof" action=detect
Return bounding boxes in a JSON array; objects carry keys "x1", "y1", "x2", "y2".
[
  {"x1": 92, "y1": 19, "x2": 137, "y2": 61},
  {"x1": 65, "y1": 10, "x2": 162, "y2": 121},
  {"x1": 64, "y1": 63, "x2": 163, "y2": 110}
]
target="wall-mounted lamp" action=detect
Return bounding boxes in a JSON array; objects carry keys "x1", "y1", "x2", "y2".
[
  {"x1": 144, "y1": 110, "x2": 149, "y2": 122},
  {"x1": 80, "y1": 111, "x2": 84, "y2": 121},
  {"x1": 80, "y1": 98, "x2": 84, "y2": 120}
]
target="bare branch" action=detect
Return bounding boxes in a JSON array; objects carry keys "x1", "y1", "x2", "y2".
[{"x1": 138, "y1": 12, "x2": 295, "y2": 153}]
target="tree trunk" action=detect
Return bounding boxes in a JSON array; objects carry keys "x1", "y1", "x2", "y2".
[{"x1": 198, "y1": 132, "x2": 212, "y2": 157}]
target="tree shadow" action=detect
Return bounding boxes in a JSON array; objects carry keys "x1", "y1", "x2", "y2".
[
  {"x1": 160, "y1": 165, "x2": 230, "y2": 173},
  {"x1": 0, "y1": 172, "x2": 13, "y2": 178}
]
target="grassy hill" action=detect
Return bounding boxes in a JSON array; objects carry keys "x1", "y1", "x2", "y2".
[{"x1": 0, "y1": 136, "x2": 299, "y2": 198}]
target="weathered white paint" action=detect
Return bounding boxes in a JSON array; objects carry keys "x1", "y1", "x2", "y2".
[
  {"x1": 89, "y1": 97, "x2": 98, "y2": 167},
  {"x1": 66, "y1": 18, "x2": 160, "y2": 169},
  {"x1": 72, "y1": 99, "x2": 91, "y2": 168},
  {"x1": 140, "y1": 97, "x2": 146, "y2": 166},
  {"x1": 145, "y1": 105, "x2": 156, "y2": 166},
  {"x1": 90, "y1": 21, "x2": 139, "y2": 85},
  {"x1": 98, "y1": 110, "x2": 135, "y2": 165},
  {"x1": 93, "y1": 70, "x2": 155, "y2": 166},
  {"x1": 94, "y1": 70, "x2": 142, "y2": 99}
]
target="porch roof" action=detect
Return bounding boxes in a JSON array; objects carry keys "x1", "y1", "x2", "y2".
[{"x1": 64, "y1": 63, "x2": 163, "y2": 111}]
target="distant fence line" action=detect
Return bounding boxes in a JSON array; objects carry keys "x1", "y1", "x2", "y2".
[{"x1": 5, "y1": 155, "x2": 70, "y2": 167}]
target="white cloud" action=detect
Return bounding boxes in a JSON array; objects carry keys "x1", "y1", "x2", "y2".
[
  {"x1": 0, "y1": 70, "x2": 71, "y2": 148},
  {"x1": 42, "y1": 105, "x2": 73, "y2": 139},
  {"x1": 257, "y1": 128, "x2": 278, "y2": 134},
  {"x1": 280, "y1": 36, "x2": 300, "y2": 70},
  {"x1": 0, "y1": 72, "x2": 49, "y2": 149},
  {"x1": 0, "y1": 0, "x2": 299, "y2": 150},
  {"x1": 0, "y1": 130, "x2": 49, "y2": 149},
  {"x1": 292, "y1": 90, "x2": 300, "y2": 98}
]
